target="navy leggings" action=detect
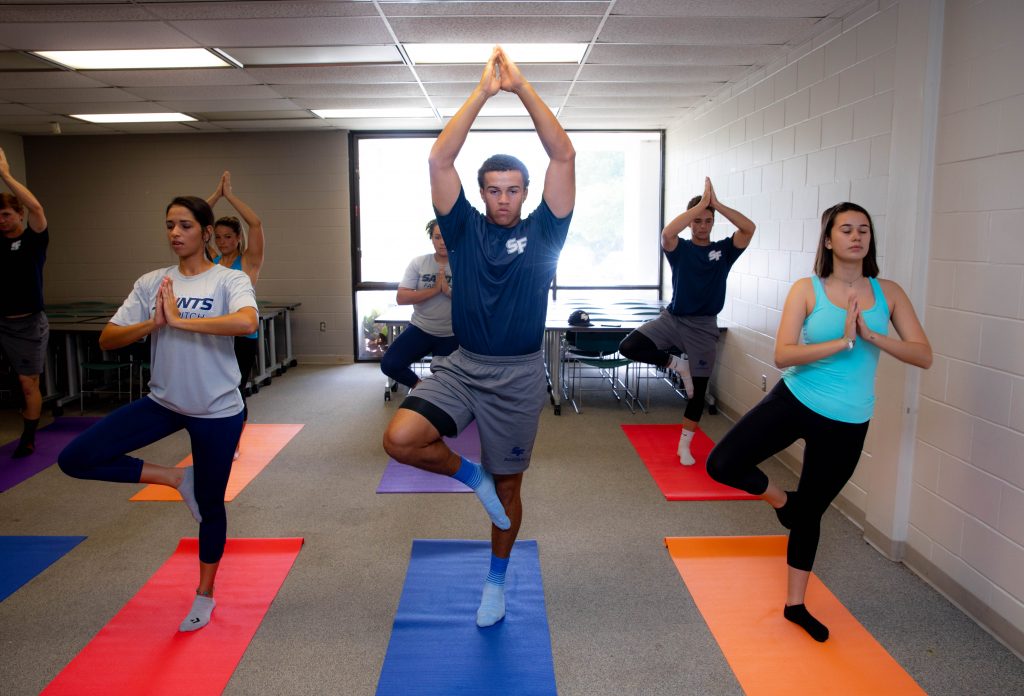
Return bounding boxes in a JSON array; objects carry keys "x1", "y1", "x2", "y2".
[
  {"x1": 58, "y1": 396, "x2": 243, "y2": 564},
  {"x1": 706, "y1": 380, "x2": 869, "y2": 571},
  {"x1": 380, "y1": 324, "x2": 459, "y2": 389},
  {"x1": 234, "y1": 336, "x2": 259, "y2": 421},
  {"x1": 618, "y1": 330, "x2": 709, "y2": 421}
]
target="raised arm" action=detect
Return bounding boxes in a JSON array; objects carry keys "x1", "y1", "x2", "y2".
[
  {"x1": 857, "y1": 280, "x2": 932, "y2": 369},
  {"x1": 661, "y1": 178, "x2": 711, "y2": 252},
  {"x1": 219, "y1": 171, "x2": 265, "y2": 284},
  {"x1": 707, "y1": 178, "x2": 756, "y2": 249},
  {"x1": 0, "y1": 147, "x2": 47, "y2": 233},
  {"x1": 496, "y1": 47, "x2": 575, "y2": 218},
  {"x1": 429, "y1": 48, "x2": 501, "y2": 215}
]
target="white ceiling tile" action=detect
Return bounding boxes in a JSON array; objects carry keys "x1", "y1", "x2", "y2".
[
  {"x1": 168, "y1": 18, "x2": 393, "y2": 47},
  {"x1": 381, "y1": 2, "x2": 610, "y2": 18},
  {"x1": 226, "y1": 45, "x2": 402, "y2": 66},
  {"x1": 207, "y1": 119, "x2": 336, "y2": 130},
  {"x1": 155, "y1": 98, "x2": 302, "y2": 113},
  {"x1": 599, "y1": 16, "x2": 821, "y2": 45},
  {"x1": 245, "y1": 65, "x2": 415, "y2": 84},
  {"x1": 124, "y1": 85, "x2": 283, "y2": 101},
  {"x1": 86, "y1": 68, "x2": 260, "y2": 88},
  {"x1": 611, "y1": 0, "x2": 856, "y2": 19},
  {"x1": 578, "y1": 65, "x2": 746, "y2": 82},
  {"x1": 0, "y1": 71, "x2": 108, "y2": 89},
  {"x1": 198, "y1": 110, "x2": 319, "y2": 121},
  {"x1": 290, "y1": 97, "x2": 432, "y2": 110},
  {"x1": 571, "y1": 82, "x2": 718, "y2": 97},
  {"x1": 148, "y1": 1, "x2": 377, "y2": 21},
  {"x1": 0, "y1": 22, "x2": 197, "y2": 50},
  {"x1": 587, "y1": 44, "x2": 781, "y2": 65},
  {"x1": 5, "y1": 87, "x2": 144, "y2": 103},
  {"x1": 389, "y1": 16, "x2": 599, "y2": 43},
  {"x1": 37, "y1": 102, "x2": 171, "y2": 115},
  {"x1": 415, "y1": 64, "x2": 579, "y2": 82},
  {"x1": 275, "y1": 84, "x2": 425, "y2": 99}
]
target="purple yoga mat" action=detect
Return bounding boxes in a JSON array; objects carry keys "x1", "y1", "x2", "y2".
[
  {"x1": 0, "y1": 417, "x2": 100, "y2": 493},
  {"x1": 377, "y1": 422, "x2": 480, "y2": 494}
]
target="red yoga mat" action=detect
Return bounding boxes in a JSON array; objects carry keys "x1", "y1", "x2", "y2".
[
  {"x1": 665, "y1": 536, "x2": 926, "y2": 696},
  {"x1": 42, "y1": 537, "x2": 303, "y2": 696},
  {"x1": 621, "y1": 424, "x2": 757, "y2": 501},
  {"x1": 131, "y1": 424, "x2": 303, "y2": 503}
]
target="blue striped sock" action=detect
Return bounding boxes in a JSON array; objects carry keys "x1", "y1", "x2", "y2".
[
  {"x1": 451, "y1": 457, "x2": 484, "y2": 489},
  {"x1": 486, "y1": 554, "x2": 510, "y2": 586}
]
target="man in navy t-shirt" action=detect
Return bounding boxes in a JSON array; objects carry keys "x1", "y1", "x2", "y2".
[
  {"x1": 383, "y1": 46, "x2": 575, "y2": 628},
  {"x1": 619, "y1": 177, "x2": 755, "y2": 465},
  {"x1": 0, "y1": 147, "x2": 50, "y2": 458}
]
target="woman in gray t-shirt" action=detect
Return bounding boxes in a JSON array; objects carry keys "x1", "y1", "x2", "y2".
[
  {"x1": 380, "y1": 219, "x2": 459, "y2": 389},
  {"x1": 58, "y1": 195, "x2": 258, "y2": 633}
]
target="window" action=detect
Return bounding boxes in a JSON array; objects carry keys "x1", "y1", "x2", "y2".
[{"x1": 351, "y1": 130, "x2": 663, "y2": 359}]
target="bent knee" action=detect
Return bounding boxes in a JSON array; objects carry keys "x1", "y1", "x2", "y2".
[
  {"x1": 57, "y1": 445, "x2": 89, "y2": 479},
  {"x1": 704, "y1": 448, "x2": 727, "y2": 483}
]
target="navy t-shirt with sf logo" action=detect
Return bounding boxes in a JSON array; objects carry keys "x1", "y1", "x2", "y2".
[
  {"x1": 435, "y1": 188, "x2": 572, "y2": 356},
  {"x1": 664, "y1": 237, "x2": 745, "y2": 317}
]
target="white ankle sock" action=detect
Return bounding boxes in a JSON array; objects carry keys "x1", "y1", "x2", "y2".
[
  {"x1": 179, "y1": 594, "x2": 215, "y2": 632},
  {"x1": 678, "y1": 429, "x2": 695, "y2": 466}
]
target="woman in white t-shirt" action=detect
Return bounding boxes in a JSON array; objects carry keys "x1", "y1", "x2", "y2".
[
  {"x1": 380, "y1": 219, "x2": 458, "y2": 389},
  {"x1": 59, "y1": 195, "x2": 258, "y2": 633}
]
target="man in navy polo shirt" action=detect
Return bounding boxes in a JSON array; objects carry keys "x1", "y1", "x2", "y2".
[
  {"x1": 619, "y1": 177, "x2": 755, "y2": 465},
  {"x1": 383, "y1": 46, "x2": 575, "y2": 627}
]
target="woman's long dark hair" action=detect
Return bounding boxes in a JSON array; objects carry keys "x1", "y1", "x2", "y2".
[
  {"x1": 813, "y1": 201, "x2": 879, "y2": 278},
  {"x1": 166, "y1": 196, "x2": 215, "y2": 260}
]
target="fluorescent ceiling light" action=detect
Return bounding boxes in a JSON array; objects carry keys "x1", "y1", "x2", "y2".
[
  {"x1": 405, "y1": 43, "x2": 586, "y2": 65},
  {"x1": 226, "y1": 45, "x2": 401, "y2": 66},
  {"x1": 312, "y1": 108, "x2": 435, "y2": 119},
  {"x1": 34, "y1": 49, "x2": 230, "y2": 70},
  {"x1": 72, "y1": 113, "x2": 196, "y2": 124}
]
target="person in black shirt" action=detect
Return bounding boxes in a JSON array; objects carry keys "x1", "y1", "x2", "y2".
[{"x1": 0, "y1": 147, "x2": 49, "y2": 458}]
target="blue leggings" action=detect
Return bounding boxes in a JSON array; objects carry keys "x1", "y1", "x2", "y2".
[
  {"x1": 58, "y1": 396, "x2": 243, "y2": 564},
  {"x1": 380, "y1": 324, "x2": 459, "y2": 389},
  {"x1": 706, "y1": 380, "x2": 869, "y2": 571}
]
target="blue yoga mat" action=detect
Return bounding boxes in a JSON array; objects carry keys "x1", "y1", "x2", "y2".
[
  {"x1": 376, "y1": 539, "x2": 557, "y2": 696},
  {"x1": 0, "y1": 536, "x2": 86, "y2": 602}
]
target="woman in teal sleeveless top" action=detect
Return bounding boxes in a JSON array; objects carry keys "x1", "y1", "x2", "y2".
[
  {"x1": 707, "y1": 202, "x2": 932, "y2": 642},
  {"x1": 207, "y1": 171, "x2": 265, "y2": 459}
]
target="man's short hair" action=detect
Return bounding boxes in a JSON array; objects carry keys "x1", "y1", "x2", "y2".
[
  {"x1": 687, "y1": 195, "x2": 714, "y2": 212},
  {"x1": 0, "y1": 193, "x2": 23, "y2": 215},
  {"x1": 477, "y1": 154, "x2": 529, "y2": 189}
]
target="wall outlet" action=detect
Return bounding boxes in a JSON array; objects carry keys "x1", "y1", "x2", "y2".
[
  {"x1": 761, "y1": 375, "x2": 767, "y2": 392},
  {"x1": 319, "y1": 321, "x2": 327, "y2": 332}
]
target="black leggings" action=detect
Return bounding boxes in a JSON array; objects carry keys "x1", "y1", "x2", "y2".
[
  {"x1": 706, "y1": 380, "x2": 869, "y2": 571},
  {"x1": 619, "y1": 330, "x2": 708, "y2": 421},
  {"x1": 234, "y1": 336, "x2": 259, "y2": 421}
]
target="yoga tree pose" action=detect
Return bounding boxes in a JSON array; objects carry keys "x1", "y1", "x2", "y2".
[
  {"x1": 384, "y1": 46, "x2": 575, "y2": 627},
  {"x1": 706, "y1": 202, "x2": 931, "y2": 641},
  {"x1": 59, "y1": 195, "x2": 258, "y2": 632}
]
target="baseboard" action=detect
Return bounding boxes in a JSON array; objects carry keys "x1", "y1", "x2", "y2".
[
  {"x1": 294, "y1": 354, "x2": 354, "y2": 365},
  {"x1": 904, "y1": 545, "x2": 1024, "y2": 660}
]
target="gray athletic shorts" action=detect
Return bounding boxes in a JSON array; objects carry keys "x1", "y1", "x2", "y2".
[
  {"x1": 400, "y1": 346, "x2": 547, "y2": 475},
  {"x1": 637, "y1": 311, "x2": 720, "y2": 377},
  {"x1": 0, "y1": 312, "x2": 49, "y2": 376}
]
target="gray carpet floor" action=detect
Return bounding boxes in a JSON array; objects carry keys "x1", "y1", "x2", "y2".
[{"x1": 1, "y1": 363, "x2": 1022, "y2": 695}]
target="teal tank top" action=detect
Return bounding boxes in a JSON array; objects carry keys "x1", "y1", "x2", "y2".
[
  {"x1": 782, "y1": 276, "x2": 889, "y2": 423},
  {"x1": 216, "y1": 254, "x2": 259, "y2": 340}
]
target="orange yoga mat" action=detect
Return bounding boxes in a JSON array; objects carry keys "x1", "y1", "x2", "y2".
[
  {"x1": 131, "y1": 424, "x2": 303, "y2": 503},
  {"x1": 621, "y1": 424, "x2": 757, "y2": 501},
  {"x1": 43, "y1": 537, "x2": 303, "y2": 696},
  {"x1": 665, "y1": 536, "x2": 926, "y2": 696}
]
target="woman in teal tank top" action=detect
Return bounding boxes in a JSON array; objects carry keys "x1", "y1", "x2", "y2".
[
  {"x1": 707, "y1": 202, "x2": 932, "y2": 642},
  {"x1": 207, "y1": 171, "x2": 265, "y2": 458}
]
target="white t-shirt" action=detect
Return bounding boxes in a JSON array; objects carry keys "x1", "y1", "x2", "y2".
[
  {"x1": 111, "y1": 264, "x2": 257, "y2": 418},
  {"x1": 400, "y1": 253, "x2": 453, "y2": 337}
]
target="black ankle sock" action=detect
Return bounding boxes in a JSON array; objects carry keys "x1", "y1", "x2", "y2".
[
  {"x1": 774, "y1": 490, "x2": 798, "y2": 529},
  {"x1": 784, "y1": 603, "x2": 829, "y2": 642},
  {"x1": 21, "y1": 417, "x2": 39, "y2": 440},
  {"x1": 12, "y1": 419, "x2": 39, "y2": 458}
]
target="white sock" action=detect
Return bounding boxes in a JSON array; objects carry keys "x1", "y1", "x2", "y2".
[
  {"x1": 670, "y1": 355, "x2": 695, "y2": 397},
  {"x1": 476, "y1": 581, "x2": 506, "y2": 628},
  {"x1": 179, "y1": 594, "x2": 215, "y2": 632},
  {"x1": 678, "y1": 429, "x2": 695, "y2": 466},
  {"x1": 177, "y1": 467, "x2": 203, "y2": 523}
]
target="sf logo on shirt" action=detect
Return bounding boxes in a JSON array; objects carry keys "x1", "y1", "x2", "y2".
[
  {"x1": 708, "y1": 249, "x2": 722, "y2": 261},
  {"x1": 10, "y1": 240, "x2": 21, "y2": 251},
  {"x1": 506, "y1": 237, "x2": 528, "y2": 255}
]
